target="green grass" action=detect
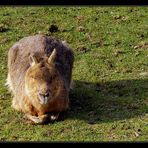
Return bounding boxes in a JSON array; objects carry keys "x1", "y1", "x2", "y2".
[{"x1": 0, "y1": 6, "x2": 148, "y2": 142}]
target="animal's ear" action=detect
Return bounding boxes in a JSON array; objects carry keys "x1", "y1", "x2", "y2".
[
  {"x1": 48, "y1": 48, "x2": 57, "y2": 65},
  {"x1": 29, "y1": 53, "x2": 38, "y2": 66}
]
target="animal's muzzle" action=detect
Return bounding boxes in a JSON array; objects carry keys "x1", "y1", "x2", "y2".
[{"x1": 38, "y1": 90, "x2": 52, "y2": 105}]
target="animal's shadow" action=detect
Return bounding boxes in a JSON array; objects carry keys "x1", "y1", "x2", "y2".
[{"x1": 67, "y1": 79, "x2": 148, "y2": 123}]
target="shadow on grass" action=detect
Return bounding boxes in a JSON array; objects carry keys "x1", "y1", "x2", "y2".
[{"x1": 68, "y1": 79, "x2": 148, "y2": 123}]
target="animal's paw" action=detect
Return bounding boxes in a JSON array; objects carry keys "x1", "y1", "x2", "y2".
[
  {"x1": 24, "y1": 112, "x2": 61, "y2": 124},
  {"x1": 49, "y1": 112, "x2": 59, "y2": 122},
  {"x1": 25, "y1": 114, "x2": 49, "y2": 124}
]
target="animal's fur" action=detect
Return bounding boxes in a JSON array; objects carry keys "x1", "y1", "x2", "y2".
[{"x1": 7, "y1": 34, "x2": 74, "y2": 123}]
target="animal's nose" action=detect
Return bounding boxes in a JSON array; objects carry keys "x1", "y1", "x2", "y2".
[
  {"x1": 38, "y1": 90, "x2": 51, "y2": 104},
  {"x1": 39, "y1": 88, "x2": 50, "y2": 96},
  {"x1": 39, "y1": 92, "x2": 50, "y2": 98}
]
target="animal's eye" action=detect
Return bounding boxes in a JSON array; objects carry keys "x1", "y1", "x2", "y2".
[{"x1": 30, "y1": 76, "x2": 37, "y2": 80}]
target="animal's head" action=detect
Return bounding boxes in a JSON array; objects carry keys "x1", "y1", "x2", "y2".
[{"x1": 25, "y1": 49, "x2": 68, "y2": 107}]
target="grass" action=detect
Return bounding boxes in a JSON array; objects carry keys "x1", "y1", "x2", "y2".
[{"x1": 0, "y1": 6, "x2": 148, "y2": 142}]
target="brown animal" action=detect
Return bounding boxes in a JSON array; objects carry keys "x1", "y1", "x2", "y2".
[{"x1": 6, "y1": 34, "x2": 74, "y2": 124}]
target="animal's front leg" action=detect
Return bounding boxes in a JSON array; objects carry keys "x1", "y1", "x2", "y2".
[{"x1": 25, "y1": 114, "x2": 48, "y2": 124}]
